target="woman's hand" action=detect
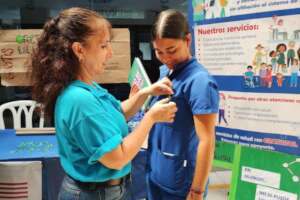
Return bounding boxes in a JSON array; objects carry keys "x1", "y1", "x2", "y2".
[
  {"x1": 129, "y1": 83, "x2": 140, "y2": 98},
  {"x1": 143, "y1": 77, "x2": 173, "y2": 96},
  {"x1": 146, "y1": 98, "x2": 177, "y2": 123}
]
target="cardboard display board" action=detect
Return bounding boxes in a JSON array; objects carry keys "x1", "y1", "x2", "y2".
[
  {"x1": 229, "y1": 145, "x2": 300, "y2": 200},
  {"x1": 1, "y1": 73, "x2": 32, "y2": 86},
  {"x1": 213, "y1": 141, "x2": 236, "y2": 169},
  {"x1": 0, "y1": 28, "x2": 130, "y2": 86},
  {"x1": 0, "y1": 29, "x2": 41, "y2": 86},
  {"x1": 94, "y1": 28, "x2": 131, "y2": 84}
]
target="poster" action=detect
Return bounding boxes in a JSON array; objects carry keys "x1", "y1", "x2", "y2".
[
  {"x1": 189, "y1": 0, "x2": 300, "y2": 155},
  {"x1": 190, "y1": 0, "x2": 300, "y2": 21}
]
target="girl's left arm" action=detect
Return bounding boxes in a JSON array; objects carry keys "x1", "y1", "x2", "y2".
[{"x1": 187, "y1": 113, "x2": 217, "y2": 200}]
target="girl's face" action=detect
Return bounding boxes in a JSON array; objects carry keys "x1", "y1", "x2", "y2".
[
  {"x1": 152, "y1": 34, "x2": 191, "y2": 69},
  {"x1": 278, "y1": 45, "x2": 286, "y2": 53},
  {"x1": 268, "y1": 65, "x2": 272, "y2": 69},
  {"x1": 80, "y1": 19, "x2": 113, "y2": 79},
  {"x1": 271, "y1": 51, "x2": 276, "y2": 57}
]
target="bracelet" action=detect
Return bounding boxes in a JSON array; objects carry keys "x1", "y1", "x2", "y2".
[{"x1": 190, "y1": 188, "x2": 204, "y2": 195}]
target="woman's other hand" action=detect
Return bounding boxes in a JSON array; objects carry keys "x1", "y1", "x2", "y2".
[
  {"x1": 147, "y1": 98, "x2": 177, "y2": 123},
  {"x1": 143, "y1": 77, "x2": 173, "y2": 96},
  {"x1": 129, "y1": 83, "x2": 140, "y2": 98}
]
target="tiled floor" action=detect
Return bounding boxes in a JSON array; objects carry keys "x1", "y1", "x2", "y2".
[
  {"x1": 207, "y1": 188, "x2": 229, "y2": 200},
  {"x1": 206, "y1": 169, "x2": 231, "y2": 200}
]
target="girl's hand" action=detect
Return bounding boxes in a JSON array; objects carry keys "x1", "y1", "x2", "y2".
[
  {"x1": 143, "y1": 77, "x2": 173, "y2": 96},
  {"x1": 186, "y1": 190, "x2": 204, "y2": 200}
]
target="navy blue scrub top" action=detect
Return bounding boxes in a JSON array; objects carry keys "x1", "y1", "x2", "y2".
[{"x1": 148, "y1": 58, "x2": 219, "y2": 196}]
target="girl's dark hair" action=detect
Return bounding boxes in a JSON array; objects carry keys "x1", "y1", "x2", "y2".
[
  {"x1": 269, "y1": 50, "x2": 275, "y2": 57},
  {"x1": 151, "y1": 9, "x2": 190, "y2": 40},
  {"x1": 276, "y1": 43, "x2": 287, "y2": 52},
  {"x1": 31, "y1": 7, "x2": 110, "y2": 118}
]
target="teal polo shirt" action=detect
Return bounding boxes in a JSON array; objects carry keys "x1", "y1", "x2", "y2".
[{"x1": 55, "y1": 80, "x2": 131, "y2": 182}]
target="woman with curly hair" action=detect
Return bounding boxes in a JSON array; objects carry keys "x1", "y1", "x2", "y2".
[{"x1": 31, "y1": 7, "x2": 177, "y2": 200}]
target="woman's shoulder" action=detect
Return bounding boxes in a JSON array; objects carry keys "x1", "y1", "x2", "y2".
[
  {"x1": 62, "y1": 84, "x2": 94, "y2": 101},
  {"x1": 57, "y1": 83, "x2": 99, "y2": 112}
]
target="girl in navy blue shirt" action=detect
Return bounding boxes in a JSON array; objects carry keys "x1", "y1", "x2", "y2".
[{"x1": 147, "y1": 9, "x2": 219, "y2": 200}]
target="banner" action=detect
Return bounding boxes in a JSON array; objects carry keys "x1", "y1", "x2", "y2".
[{"x1": 189, "y1": 1, "x2": 300, "y2": 155}]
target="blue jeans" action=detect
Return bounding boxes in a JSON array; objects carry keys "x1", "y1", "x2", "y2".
[{"x1": 58, "y1": 175, "x2": 131, "y2": 200}]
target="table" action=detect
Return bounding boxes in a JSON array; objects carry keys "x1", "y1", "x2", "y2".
[
  {"x1": 0, "y1": 129, "x2": 147, "y2": 200},
  {"x1": 0, "y1": 129, "x2": 64, "y2": 200}
]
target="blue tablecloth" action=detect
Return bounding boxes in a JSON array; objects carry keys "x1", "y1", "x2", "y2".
[
  {"x1": 0, "y1": 129, "x2": 147, "y2": 200},
  {"x1": 0, "y1": 129, "x2": 59, "y2": 161}
]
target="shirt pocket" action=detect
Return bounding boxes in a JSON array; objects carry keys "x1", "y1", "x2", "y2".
[
  {"x1": 151, "y1": 149, "x2": 189, "y2": 191},
  {"x1": 150, "y1": 126, "x2": 189, "y2": 191}
]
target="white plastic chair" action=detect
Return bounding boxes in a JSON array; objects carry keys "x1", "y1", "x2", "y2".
[{"x1": 0, "y1": 100, "x2": 45, "y2": 129}]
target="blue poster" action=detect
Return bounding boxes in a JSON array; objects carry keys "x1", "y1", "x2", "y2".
[{"x1": 189, "y1": 0, "x2": 300, "y2": 155}]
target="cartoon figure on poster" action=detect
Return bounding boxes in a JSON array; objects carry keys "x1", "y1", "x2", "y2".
[
  {"x1": 192, "y1": 0, "x2": 207, "y2": 21},
  {"x1": 269, "y1": 50, "x2": 278, "y2": 72},
  {"x1": 192, "y1": 0, "x2": 228, "y2": 21},
  {"x1": 276, "y1": 43, "x2": 287, "y2": 73},
  {"x1": 218, "y1": 93, "x2": 228, "y2": 126},
  {"x1": 219, "y1": 0, "x2": 228, "y2": 18},
  {"x1": 265, "y1": 64, "x2": 273, "y2": 88},
  {"x1": 244, "y1": 65, "x2": 255, "y2": 88},
  {"x1": 287, "y1": 41, "x2": 296, "y2": 68},
  {"x1": 276, "y1": 72, "x2": 284, "y2": 87},
  {"x1": 206, "y1": 0, "x2": 217, "y2": 19},
  {"x1": 259, "y1": 62, "x2": 268, "y2": 87},
  {"x1": 269, "y1": 16, "x2": 287, "y2": 41},
  {"x1": 253, "y1": 44, "x2": 266, "y2": 74},
  {"x1": 290, "y1": 58, "x2": 299, "y2": 87}
]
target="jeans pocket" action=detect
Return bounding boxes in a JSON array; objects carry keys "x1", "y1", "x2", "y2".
[
  {"x1": 58, "y1": 177, "x2": 81, "y2": 200},
  {"x1": 105, "y1": 184, "x2": 125, "y2": 200}
]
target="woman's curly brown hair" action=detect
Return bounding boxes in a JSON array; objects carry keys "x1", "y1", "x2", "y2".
[{"x1": 31, "y1": 7, "x2": 109, "y2": 118}]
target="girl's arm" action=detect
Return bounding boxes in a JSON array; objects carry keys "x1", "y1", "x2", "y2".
[{"x1": 187, "y1": 113, "x2": 217, "y2": 200}]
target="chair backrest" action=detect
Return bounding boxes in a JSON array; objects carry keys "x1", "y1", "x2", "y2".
[{"x1": 0, "y1": 100, "x2": 45, "y2": 129}]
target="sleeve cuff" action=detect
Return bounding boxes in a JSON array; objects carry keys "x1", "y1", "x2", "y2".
[
  {"x1": 192, "y1": 108, "x2": 219, "y2": 115},
  {"x1": 88, "y1": 134, "x2": 122, "y2": 164}
]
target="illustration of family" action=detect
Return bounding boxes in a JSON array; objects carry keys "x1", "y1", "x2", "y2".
[{"x1": 244, "y1": 42, "x2": 300, "y2": 88}]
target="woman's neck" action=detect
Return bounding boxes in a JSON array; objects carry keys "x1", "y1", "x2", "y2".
[{"x1": 77, "y1": 68, "x2": 93, "y2": 85}]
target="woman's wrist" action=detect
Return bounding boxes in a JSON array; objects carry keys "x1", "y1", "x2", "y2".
[
  {"x1": 143, "y1": 111, "x2": 156, "y2": 125},
  {"x1": 139, "y1": 87, "x2": 151, "y2": 97}
]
